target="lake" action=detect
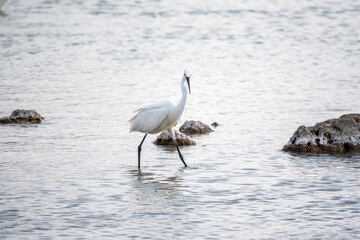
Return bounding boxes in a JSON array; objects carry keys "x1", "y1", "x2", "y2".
[{"x1": 1, "y1": 0, "x2": 360, "y2": 239}]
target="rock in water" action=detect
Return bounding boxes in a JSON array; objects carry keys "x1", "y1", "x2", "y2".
[
  {"x1": 154, "y1": 130, "x2": 196, "y2": 146},
  {"x1": 283, "y1": 114, "x2": 360, "y2": 153},
  {"x1": 0, "y1": 109, "x2": 44, "y2": 124},
  {"x1": 179, "y1": 120, "x2": 213, "y2": 134},
  {"x1": 211, "y1": 122, "x2": 219, "y2": 127}
]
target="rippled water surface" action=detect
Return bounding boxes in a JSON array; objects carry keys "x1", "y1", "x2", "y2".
[{"x1": 1, "y1": 0, "x2": 360, "y2": 239}]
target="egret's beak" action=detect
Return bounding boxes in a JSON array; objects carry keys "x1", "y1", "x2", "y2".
[{"x1": 186, "y1": 77, "x2": 191, "y2": 94}]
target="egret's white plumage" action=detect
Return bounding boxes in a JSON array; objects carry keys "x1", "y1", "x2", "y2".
[
  {"x1": 130, "y1": 101, "x2": 169, "y2": 132},
  {"x1": 129, "y1": 69, "x2": 192, "y2": 169}
]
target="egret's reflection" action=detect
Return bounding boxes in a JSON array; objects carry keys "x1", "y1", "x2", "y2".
[
  {"x1": 128, "y1": 169, "x2": 185, "y2": 204},
  {"x1": 126, "y1": 169, "x2": 189, "y2": 234}
]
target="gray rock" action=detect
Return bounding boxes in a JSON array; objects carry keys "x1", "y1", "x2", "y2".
[
  {"x1": 154, "y1": 130, "x2": 196, "y2": 146},
  {"x1": 283, "y1": 114, "x2": 360, "y2": 153},
  {"x1": 0, "y1": 109, "x2": 44, "y2": 124},
  {"x1": 179, "y1": 120, "x2": 213, "y2": 134}
]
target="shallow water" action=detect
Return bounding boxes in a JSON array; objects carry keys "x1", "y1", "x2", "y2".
[{"x1": 1, "y1": 0, "x2": 360, "y2": 238}]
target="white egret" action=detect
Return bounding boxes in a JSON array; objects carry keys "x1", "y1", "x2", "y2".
[{"x1": 129, "y1": 69, "x2": 192, "y2": 169}]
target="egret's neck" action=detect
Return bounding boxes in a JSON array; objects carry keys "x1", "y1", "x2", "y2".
[{"x1": 176, "y1": 76, "x2": 188, "y2": 115}]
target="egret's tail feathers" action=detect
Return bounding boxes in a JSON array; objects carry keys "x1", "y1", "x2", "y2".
[
  {"x1": 128, "y1": 115, "x2": 137, "y2": 124},
  {"x1": 129, "y1": 122, "x2": 136, "y2": 132},
  {"x1": 128, "y1": 109, "x2": 144, "y2": 123},
  {"x1": 129, "y1": 127, "x2": 137, "y2": 133}
]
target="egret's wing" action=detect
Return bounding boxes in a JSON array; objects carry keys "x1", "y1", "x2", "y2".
[
  {"x1": 129, "y1": 100, "x2": 172, "y2": 123},
  {"x1": 129, "y1": 107, "x2": 168, "y2": 133}
]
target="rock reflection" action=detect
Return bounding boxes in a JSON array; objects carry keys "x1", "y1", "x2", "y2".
[
  {"x1": 286, "y1": 152, "x2": 360, "y2": 183},
  {"x1": 156, "y1": 144, "x2": 192, "y2": 155}
]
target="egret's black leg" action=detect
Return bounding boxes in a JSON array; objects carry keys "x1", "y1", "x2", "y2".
[
  {"x1": 174, "y1": 141, "x2": 187, "y2": 168},
  {"x1": 167, "y1": 128, "x2": 188, "y2": 168},
  {"x1": 138, "y1": 133, "x2": 148, "y2": 170}
]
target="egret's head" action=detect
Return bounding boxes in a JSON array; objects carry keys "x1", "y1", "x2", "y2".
[{"x1": 183, "y1": 69, "x2": 192, "y2": 94}]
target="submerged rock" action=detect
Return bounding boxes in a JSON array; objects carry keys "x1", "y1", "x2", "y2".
[
  {"x1": 154, "y1": 130, "x2": 196, "y2": 146},
  {"x1": 283, "y1": 114, "x2": 360, "y2": 153},
  {"x1": 179, "y1": 120, "x2": 213, "y2": 134},
  {"x1": 0, "y1": 109, "x2": 44, "y2": 124},
  {"x1": 211, "y1": 122, "x2": 219, "y2": 127}
]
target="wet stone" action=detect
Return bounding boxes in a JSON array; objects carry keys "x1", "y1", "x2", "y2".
[
  {"x1": 179, "y1": 120, "x2": 213, "y2": 134},
  {"x1": 0, "y1": 109, "x2": 44, "y2": 124},
  {"x1": 211, "y1": 122, "x2": 219, "y2": 127},
  {"x1": 154, "y1": 130, "x2": 196, "y2": 146},
  {"x1": 283, "y1": 113, "x2": 360, "y2": 153}
]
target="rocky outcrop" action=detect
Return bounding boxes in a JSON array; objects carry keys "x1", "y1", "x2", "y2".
[
  {"x1": 0, "y1": 109, "x2": 44, "y2": 124},
  {"x1": 179, "y1": 120, "x2": 213, "y2": 134},
  {"x1": 154, "y1": 130, "x2": 196, "y2": 146},
  {"x1": 283, "y1": 114, "x2": 360, "y2": 153}
]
